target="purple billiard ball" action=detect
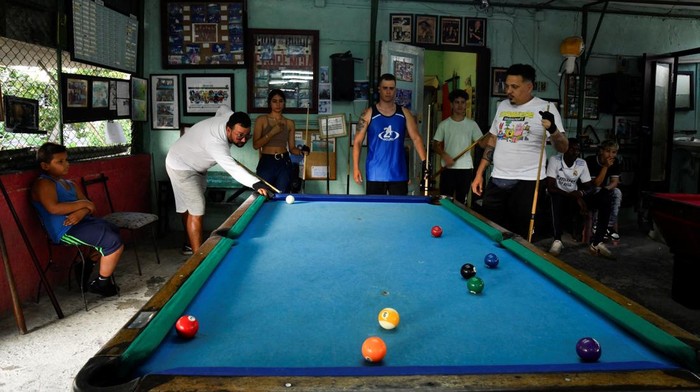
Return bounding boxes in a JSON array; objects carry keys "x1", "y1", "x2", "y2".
[
  {"x1": 576, "y1": 337, "x2": 602, "y2": 362},
  {"x1": 484, "y1": 253, "x2": 499, "y2": 268}
]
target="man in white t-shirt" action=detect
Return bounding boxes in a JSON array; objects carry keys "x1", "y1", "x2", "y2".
[
  {"x1": 546, "y1": 138, "x2": 613, "y2": 258},
  {"x1": 166, "y1": 107, "x2": 273, "y2": 254},
  {"x1": 433, "y1": 89, "x2": 483, "y2": 205},
  {"x1": 471, "y1": 64, "x2": 568, "y2": 239}
]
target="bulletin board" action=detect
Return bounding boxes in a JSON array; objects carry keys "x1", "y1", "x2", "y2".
[{"x1": 297, "y1": 129, "x2": 336, "y2": 180}]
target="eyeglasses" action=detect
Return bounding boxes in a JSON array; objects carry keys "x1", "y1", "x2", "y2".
[{"x1": 233, "y1": 131, "x2": 250, "y2": 140}]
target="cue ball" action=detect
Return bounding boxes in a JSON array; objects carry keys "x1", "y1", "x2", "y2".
[
  {"x1": 467, "y1": 276, "x2": 485, "y2": 294},
  {"x1": 431, "y1": 225, "x2": 443, "y2": 237},
  {"x1": 378, "y1": 308, "x2": 400, "y2": 330},
  {"x1": 484, "y1": 253, "x2": 499, "y2": 268},
  {"x1": 460, "y1": 263, "x2": 477, "y2": 279},
  {"x1": 576, "y1": 337, "x2": 602, "y2": 362},
  {"x1": 361, "y1": 336, "x2": 387, "y2": 362},
  {"x1": 285, "y1": 195, "x2": 295, "y2": 204},
  {"x1": 175, "y1": 315, "x2": 199, "y2": 339}
]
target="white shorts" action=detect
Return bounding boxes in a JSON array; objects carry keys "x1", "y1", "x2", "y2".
[{"x1": 165, "y1": 165, "x2": 207, "y2": 216}]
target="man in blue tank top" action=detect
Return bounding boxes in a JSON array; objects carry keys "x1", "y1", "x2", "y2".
[{"x1": 352, "y1": 73, "x2": 427, "y2": 195}]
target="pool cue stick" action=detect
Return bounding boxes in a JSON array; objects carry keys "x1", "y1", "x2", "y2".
[
  {"x1": 231, "y1": 158, "x2": 282, "y2": 194},
  {"x1": 527, "y1": 104, "x2": 550, "y2": 243},
  {"x1": 302, "y1": 104, "x2": 309, "y2": 194},
  {"x1": 433, "y1": 133, "x2": 489, "y2": 179},
  {"x1": 0, "y1": 220, "x2": 27, "y2": 334},
  {"x1": 346, "y1": 113, "x2": 352, "y2": 195},
  {"x1": 0, "y1": 177, "x2": 64, "y2": 320}
]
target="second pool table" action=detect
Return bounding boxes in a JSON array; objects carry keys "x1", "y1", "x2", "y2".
[{"x1": 75, "y1": 194, "x2": 700, "y2": 391}]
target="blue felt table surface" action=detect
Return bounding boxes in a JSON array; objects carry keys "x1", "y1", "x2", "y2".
[{"x1": 137, "y1": 199, "x2": 674, "y2": 376}]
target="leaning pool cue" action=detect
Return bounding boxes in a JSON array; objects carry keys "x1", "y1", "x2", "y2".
[
  {"x1": 0, "y1": 218, "x2": 27, "y2": 334},
  {"x1": 433, "y1": 132, "x2": 489, "y2": 179},
  {"x1": 302, "y1": 104, "x2": 309, "y2": 194},
  {"x1": 527, "y1": 103, "x2": 550, "y2": 243},
  {"x1": 232, "y1": 158, "x2": 282, "y2": 194}
]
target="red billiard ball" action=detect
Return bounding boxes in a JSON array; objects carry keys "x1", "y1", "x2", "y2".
[
  {"x1": 175, "y1": 315, "x2": 199, "y2": 339},
  {"x1": 576, "y1": 337, "x2": 602, "y2": 362},
  {"x1": 362, "y1": 336, "x2": 387, "y2": 362},
  {"x1": 431, "y1": 225, "x2": 443, "y2": 237}
]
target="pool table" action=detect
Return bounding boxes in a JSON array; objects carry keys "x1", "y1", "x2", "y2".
[
  {"x1": 648, "y1": 192, "x2": 700, "y2": 309},
  {"x1": 75, "y1": 194, "x2": 700, "y2": 391}
]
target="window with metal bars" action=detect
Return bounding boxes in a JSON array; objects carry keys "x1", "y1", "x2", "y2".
[{"x1": 0, "y1": 36, "x2": 132, "y2": 171}]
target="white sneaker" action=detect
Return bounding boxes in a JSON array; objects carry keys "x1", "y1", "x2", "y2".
[
  {"x1": 589, "y1": 242, "x2": 614, "y2": 259},
  {"x1": 549, "y1": 240, "x2": 563, "y2": 256}
]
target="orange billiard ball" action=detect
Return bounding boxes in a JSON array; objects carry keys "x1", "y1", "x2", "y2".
[
  {"x1": 175, "y1": 315, "x2": 199, "y2": 339},
  {"x1": 361, "y1": 336, "x2": 387, "y2": 362},
  {"x1": 378, "y1": 307, "x2": 400, "y2": 330}
]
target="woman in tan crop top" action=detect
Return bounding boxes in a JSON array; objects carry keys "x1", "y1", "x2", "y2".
[{"x1": 253, "y1": 89, "x2": 309, "y2": 193}]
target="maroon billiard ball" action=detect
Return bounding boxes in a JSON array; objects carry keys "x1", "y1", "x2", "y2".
[
  {"x1": 576, "y1": 337, "x2": 602, "y2": 362},
  {"x1": 175, "y1": 315, "x2": 199, "y2": 339},
  {"x1": 431, "y1": 225, "x2": 443, "y2": 237}
]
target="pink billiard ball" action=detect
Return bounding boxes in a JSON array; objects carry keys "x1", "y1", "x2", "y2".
[
  {"x1": 175, "y1": 315, "x2": 199, "y2": 339},
  {"x1": 431, "y1": 225, "x2": 443, "y2": 237}
]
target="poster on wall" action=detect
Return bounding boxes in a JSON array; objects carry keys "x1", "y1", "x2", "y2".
[
  {"x1": 161, "y1": 0, "x2": 247, "y2": 68},
  {"x1": 151, "y1": 74, "x2": 180, "y2": 130}
]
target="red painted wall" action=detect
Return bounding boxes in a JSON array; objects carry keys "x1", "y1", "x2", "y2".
[{"x1": 0, "y1": 154, "x2": 152, "y2": 316}]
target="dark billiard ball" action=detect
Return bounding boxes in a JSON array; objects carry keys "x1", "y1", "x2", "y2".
[
  {"x1": 431, "y1": 225, "x2": 443, "y2": 237},
  {"x1": 484, "y1": 253, "x2": 499, "y2": 268},
  {"x1": 576, "y1": 337, "x2": 602, "y2": 362},
  {"x1": 467, "y1": 276, "x2": 484, "y2": 294},
  {"x1": 175, "y1": 315, "x2": 199, "y2": 339},
  {"x1": 460, "y1": 263, "x2": 477, "y2": 279}
]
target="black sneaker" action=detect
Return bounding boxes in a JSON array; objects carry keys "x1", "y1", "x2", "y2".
[
  {"x1": 74, "y1": 261, "x2": 95, "y2": 293},
  {"x1": 88, "y1": 276, "x2": 120, "y2": 297},
  {"x1": 181, "y1": 244, "x2": 193, "y2": 256},
  {"x1": 606, "y1": 228, "x2": 620, "y2": 241}
]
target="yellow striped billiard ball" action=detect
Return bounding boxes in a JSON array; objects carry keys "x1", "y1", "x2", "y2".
[{"x1": 378, "y1": 307, "x2": 400, "y2": 330}]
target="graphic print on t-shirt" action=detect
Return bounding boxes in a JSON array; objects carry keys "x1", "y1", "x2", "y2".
[
  {"x1": 496, "y1": 111, "x2": 534, "y2": 143},
  {"x1": 379, "y1": 125, "x2": 400, "y2": 141}
]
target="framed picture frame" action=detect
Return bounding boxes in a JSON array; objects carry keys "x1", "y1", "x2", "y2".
[
  {"x1": 350, "y1": 122, "x2": 367, "y2": 147},
  {"x1": 161, "y1": 0, "x2": 247, "y2": 68},
  {"x1": 465, "y1": 17, "x2": 487, "y2": 46},
  {"x1": 390, "y1": 14, "x2": 413, "y2": 44},
  {"x1": 151, "y1": 74, "x2": 180, "y2": 130},
  {"x1": 318, "y1": 114, "x2": 347, "y2": 139},
  {"x1": 491, "y1": 67, "x2": 508, "y2": 97},
  {"x1": 3, "y1": 95, "x2": 42, "y2": 133},
  {"x1": 247, "y1": 28, "x2": 319, "y2": 114},
  {"x1": 439, "y1": 16, "x2": 462, "y2": 46},
  {"x1": 131, "y1": 76, "x2": 148, "y2": 122},
  {"x1": 612, "y1": 115, "x2": 640, "y2": 144},
  {"x1": 182, "y1": 74, "x2": 234, "y2": 115},
  {"x1": 414, "y1": 15, "x2": 437, "y2": 46}
]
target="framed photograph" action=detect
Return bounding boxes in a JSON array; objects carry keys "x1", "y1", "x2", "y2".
[
  {"x1": 491, "y1": 67, "x2": 508, "y2": 97},
  {"x1": 390, "y1": 14, "x2": 413, "y2": 44},
  {"x1": 465, "y1": 17, "x2": 486, "y2": 46},
  {"x1": 161, "y1": 0, "x2": 247, "y2": 68},
  {"x1": 415, "y1": 15, "x2": 437, "y2": 46},
  {"x1": 247, "y1": 29, "x2": 319, "y2": 114},
  {"x1": 66, "y1": 78, "x2": 88, "y2": 108},
  {"x1": 439, "y1": 16, "x2": 462, "y2": 46},
  {"x1": 131, "y1": 76, "x2": 148, "y2": 122},
  {"x1": 3, "y1": 95, "x2": 42, "y2": 133},
  {"x1": 613, "y1": 115, "x2": 640, "y2": 144},
  {"x1": 350, "y1": 122, "x2": 367, "y2": 147},
  {"x1": 182, "y1": 74, "x2": 234, "y2": 115},
  {"x1": 318, "y1": 114, "x2": 346, "y2": 139},
  {"x1": 151, "y1": 74, "x2": 180, "y2": 130},
  {"x1": 91, "y1": 80, "x2": 109, "y2": 108}
]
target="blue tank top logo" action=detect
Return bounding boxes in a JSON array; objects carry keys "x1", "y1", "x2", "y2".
[{"x1": 378, "y1": 125, "x2": 400, "y2": 141}]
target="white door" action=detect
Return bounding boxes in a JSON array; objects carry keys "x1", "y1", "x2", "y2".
[{"x1": 380, "y1": 41, "x2": 425, "y2": 195}]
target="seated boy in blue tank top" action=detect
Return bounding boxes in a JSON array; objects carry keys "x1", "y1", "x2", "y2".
[{"x1": 31, "y1": 142, "x2": 123, "y2": 297}]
